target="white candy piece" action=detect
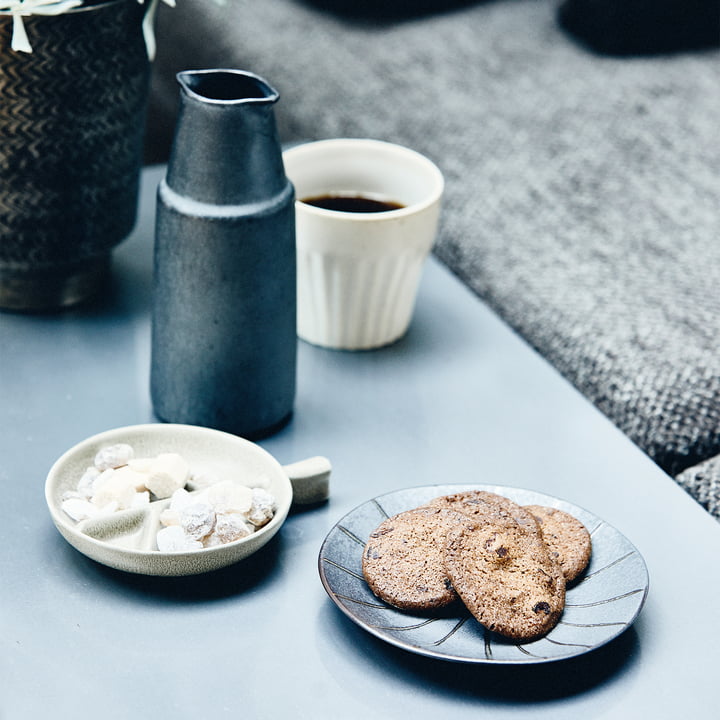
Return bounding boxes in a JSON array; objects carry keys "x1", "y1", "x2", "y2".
[
  {"x1": 90, "y1": 468, "x2": 139, "y2": 510},
  {"x1": 159, "y1": 488, "x2": 196, "y2": 527},
  {"x1": 205, "y1": 513, "x2": 253, "y2": 546},
  {"x1": 246, "y1": 488, "x2": 276, "y2": 528},
  {"x1": 94, "y1": 468, "x2": 115, "y2": 486},
  {"x1": 85, "y1": 468, "x2": 113, "y2": 501},
  {"x1": 77, "y1": 466, "x2": 101, "y2": 498},
  {"x1": 189, "y1": 471, "x2": 220, "y2": 490},
  {"x1": 156, "y1": 525, "x2": 203, "y2": 552},
  {"x1": 96, "y1": 501, "x2": 120, "y2": 516},
  {"x1": 145, "y1": 453, "x2": 190, "y2": 499},
  {"x1": 206, "y1": 480, "x2": 253, "y2": 514},
  {"x1": 94, "y1": 443, "x2": 134, "y2": 471},
  {"x1": 180, "y1": 502, "x2": 215, "y2": 541},
  {"x1": 131, "y1": 491, "x2": 150, "y2": 508},
  {"x1": 159, "y1": 508, "x2": 180, "y2": 527},
  {"x1": 61, "y1": 497, "x2": 99, "y2": 522},
  {"x1": 127, "y1": 457, "x2": 155, "y2": 473},
  {"x1": 113, "y1": 465, "x2": 151, "y2": 492},
  {"x1": 169, "y1": 487, "x2": 195, "y2": 511},
  {"x1": 249, "y1": 473, "x2": 271, "y2": 490}
]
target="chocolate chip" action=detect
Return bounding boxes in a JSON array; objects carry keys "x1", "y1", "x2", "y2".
[{"x1": 533, "y1": 601, "x2": 551, "y2": 614}]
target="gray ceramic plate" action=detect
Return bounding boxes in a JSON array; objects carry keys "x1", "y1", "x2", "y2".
[{"x1": 318, "y1": 484, "x2": 649, "y2": 664}]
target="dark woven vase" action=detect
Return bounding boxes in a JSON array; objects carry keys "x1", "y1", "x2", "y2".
[{"x1": 0, "y1": 0, "x2": 150, "y2": 311}]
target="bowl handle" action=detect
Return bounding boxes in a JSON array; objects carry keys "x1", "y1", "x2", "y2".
[{"x1": 282, "y1": 456, "x2": 331, "y2": 505}]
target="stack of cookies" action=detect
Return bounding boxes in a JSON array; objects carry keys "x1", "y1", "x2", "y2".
[{"x1": 362, "y1": 490, "x2": 592, "y2": 642}]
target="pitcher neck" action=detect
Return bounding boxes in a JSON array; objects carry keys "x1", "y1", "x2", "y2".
[{"x1": 165, "y1": 70, "x2": 289, "y2": 205}]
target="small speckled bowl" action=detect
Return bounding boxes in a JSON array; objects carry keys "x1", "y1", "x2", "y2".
[{"x1": 45, "y1": 423, "x2": 330, "y2": 576}]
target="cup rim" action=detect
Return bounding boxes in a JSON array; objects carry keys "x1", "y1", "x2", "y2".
[{"x1": 283, "y1": 138, "x2": 444, "y2": 221}]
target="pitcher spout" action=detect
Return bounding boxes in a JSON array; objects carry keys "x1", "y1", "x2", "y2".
[
  {"x1": 166, "y1": 68, "x2": 288, "y2": 205},
  {"x1": 177, "y1": 69, "x2": 279, "y2": 106}
]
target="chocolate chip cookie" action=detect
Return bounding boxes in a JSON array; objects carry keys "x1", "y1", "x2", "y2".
[
  {"x1": 362, "y1": 506, "x2": 464, "y2": 611},
  {"x1": 444, "y1": 514, "x2": 566, "y2": 641},
  {"x1": 427, "y1": 490, "x2": 541, "y2": 535},
  {"x1": 524, "y1": 504, "x2": 592, "y2": 582}
]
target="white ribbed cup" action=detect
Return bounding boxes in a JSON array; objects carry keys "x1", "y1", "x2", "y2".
[{"x1": 283, "y1": 139, "x2": 444, "y2": 350}]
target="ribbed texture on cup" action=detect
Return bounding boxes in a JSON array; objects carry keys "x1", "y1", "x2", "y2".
[{"x1": 297, "y1": 249, "x2": 426, "y2": 349}]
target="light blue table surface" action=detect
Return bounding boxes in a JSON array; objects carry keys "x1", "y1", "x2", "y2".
[{"x1": 2, "y1": 166, "x2": 719, "y2": 719}]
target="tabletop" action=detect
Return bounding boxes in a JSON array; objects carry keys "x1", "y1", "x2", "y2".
[{"x1": 2, "y1": 165, "x2": 719, "y2": 719}]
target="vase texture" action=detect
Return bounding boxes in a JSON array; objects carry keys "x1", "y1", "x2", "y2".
[
  {"x1": 151, "y1": 68, "x2": 297, "y2": 439},
  {"x1": 0, "y1": 0, "x2": 150, "y2": 311}
]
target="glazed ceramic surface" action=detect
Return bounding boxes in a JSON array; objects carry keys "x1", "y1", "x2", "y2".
[
  {"x1": 152, "y1": 69, "x2": 296, "y2": 438},
  {"x1": 0, "y1": 0, "x2": 150, "y2": 310},
  {"x1": 46, "y1": 424, "x2": 298, "y2": 576},
  {"x1": 284, "y1": 138, "x2": 444, "y2": 350},
  {"x1": 319, "y1": 484, "x2": 649, "y2": 664}
]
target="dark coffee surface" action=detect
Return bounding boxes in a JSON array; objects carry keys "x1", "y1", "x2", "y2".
[{"x1": 302, "y1": 194, "x2": 404, "y2": 213}]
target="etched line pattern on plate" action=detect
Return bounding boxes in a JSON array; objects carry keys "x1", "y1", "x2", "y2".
[
  {"x1": 581, "y1": 550, "x2": 635, "y2": 581},
  {"x1": 565, "y1": 587, "x2": 646, "y2": 609}
]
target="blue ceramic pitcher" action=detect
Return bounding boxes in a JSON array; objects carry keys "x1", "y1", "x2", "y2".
[{"x1": 151, "y1": 69, "x2": 296, "y2": 439}]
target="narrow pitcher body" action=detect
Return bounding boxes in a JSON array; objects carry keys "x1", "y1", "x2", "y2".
[{"x1": 151, "y1": 69, "x2": 296, "y2": 439}]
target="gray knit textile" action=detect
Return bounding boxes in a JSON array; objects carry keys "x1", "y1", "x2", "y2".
[
  {"x1": 676, "y1": 456, "x2": 720, "y2": 519},
  {"x1": 148, "y1": 0, "x2": 720, "y2": 517}
]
